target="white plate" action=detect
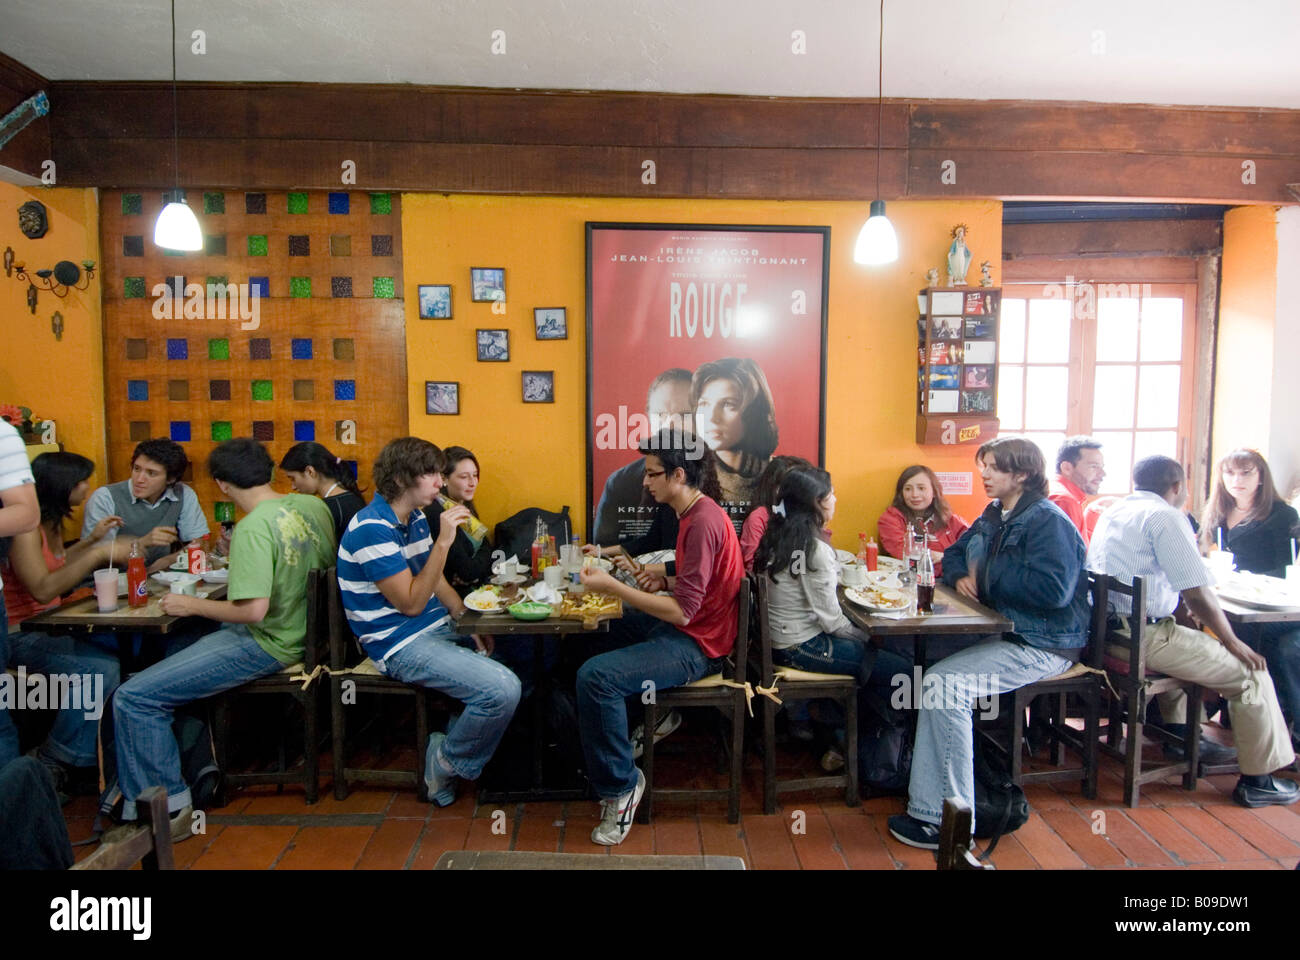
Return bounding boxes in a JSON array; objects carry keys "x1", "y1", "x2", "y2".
[
  {"x1": 844, "y1": 585, "x2": 911, "y2": 613},
  {"x1": 464, "y1": 588, "x2": 509, "y2": 612},
  {"x1": 490, "y1": 574, "x2": 527, "y2": 586},
  {"x1": 1215, "y1": 575, "x2": 1300, "y2": 610},
  {"x1": 842, "y1": 570, "x2": 900, "y2": 589},
  {"x1": 152, "y1": 571, "x2": 202, "y2": 585},
  {"x1": 201, "y1": 568, "x2": 229, "y2": 583},
  {"x1": 835, "y1": 549, "x2": 857, "y2": 566}
]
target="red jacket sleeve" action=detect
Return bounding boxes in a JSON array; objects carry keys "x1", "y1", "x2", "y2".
[
  {"x1": 877, "y1": 507, "x2": 907, "y2": 559},
  {"x1": 739, "y1": 507, "x2": 768, "y2": 573},
  {"x1": 1048, "y1": 492, "x2": 1086, "y2": 541}
]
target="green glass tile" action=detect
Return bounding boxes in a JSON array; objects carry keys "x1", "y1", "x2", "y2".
[
  {"x1": 123, "y1": 277, "x2": 145, "y2": 298},
  {"x1": 206, "y1": 276, "x2": 229, "y2": 292},
  {"x1": 372, "y1": 276, "x2": 395, "y2": 298},
  {"x1": 251, "y1": 380, "x2": 273, "y2": 401},
  {"x1": 210, "y1": 421, "x2": 233, "y2": 441},
  {"x1": 122, "y1": 194, "x2": 143, "y2": 215},
  {"x1": 247, "y1": 234, "x2": 268, "y2": 256},
  {"x1": 287, "y1": 192, "x2": 309, "y2": 214},
  {"x1": 369, "y1": 193, "x2": 392, "y2": 215},
  {"x1": 208, "y1": 338, "x2": 230, "y2": 360},
  {"x1": 290, "y1": 277, "x2": 312, "y2": 298},
  {"x1": 203, "y1": 192, "x2": 225, "y2": 214},
  {"x1": 214, "y1": 502, "x2": 235, "y2": 523}
]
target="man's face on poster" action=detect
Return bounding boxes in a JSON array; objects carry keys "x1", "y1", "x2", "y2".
[{"x1": 647, "y1": 379, "x2": 692, "y2": 434}]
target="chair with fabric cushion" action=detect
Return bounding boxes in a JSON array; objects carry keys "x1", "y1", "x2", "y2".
[
  {"x1": 1096, "y1": 573, "x2": 1204, "y2": 807},
  {"x1": 752, "y1": 573, "x2": 859, "y2": 813},
  {"x1": 638, "y1": 576, "x2": 753, "y2": 824},
  {"x1": 210, "y1": 566, "x2": 332, "y2": 804}
]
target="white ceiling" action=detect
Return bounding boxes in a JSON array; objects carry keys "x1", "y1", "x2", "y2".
[{"x1": 2, "y1": 0, "x2": 1298, "y2": 109}]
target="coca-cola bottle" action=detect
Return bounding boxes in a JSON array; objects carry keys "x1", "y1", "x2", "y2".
[{"x1": 916, "y1": 542, "x2": 935, "y2": 614}]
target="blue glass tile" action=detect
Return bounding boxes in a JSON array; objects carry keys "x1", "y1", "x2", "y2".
[
  {"x1": 127, "y1": 380, "x2": 149, "y2": 401},
  {"x1": 294, "y1": 420, "x2": 315, "y2": 441},
  {"x1": 334, "y1": 380, "x2": 356, "y2": 401},
  {"x1": 328, "y1": 192, "x2": 350, "y2": 214},
  {"x1": 291, "y1": 338, "x2": 313, "y2": 360},
  {"x1": 166, "y1": 338, "x2": 188, "y2": 360},
  {"x1": 249, "y1": 277, "x2": 269, "y2": 299},
  {"x1": 342, "y1": 460, "x2": 358, "y2": 480},
  {"x1": 169, "y1": 421, "x2": 191, "y2": 442}
]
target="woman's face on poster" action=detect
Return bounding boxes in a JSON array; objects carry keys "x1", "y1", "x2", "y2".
[{"x1": 695, "y1": 377, "x2": 746, "y2": 452}]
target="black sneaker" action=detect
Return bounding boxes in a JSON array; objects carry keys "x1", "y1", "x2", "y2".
[
  {"x1": 887, "y1": 813, "x2": 941, "y2": 850},
  {"x1": 1159, "y1": 724, "x2": 1237, "y2": 764},
  {"x1": 1232, "y1": 776, "x2": 1300, "y2": 808}
]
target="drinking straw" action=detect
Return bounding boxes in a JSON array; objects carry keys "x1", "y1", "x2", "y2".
[
  {"x1": 1217, "y1": 528, "x2": 1222, "y2": 551},
  {"x1": 106, "y1": 528, "x2": 117, "y2": 574}
]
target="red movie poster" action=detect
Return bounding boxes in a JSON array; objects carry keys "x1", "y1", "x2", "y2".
[{"x1": 586, "y1": 223, "x2": 828, "y2": 544}]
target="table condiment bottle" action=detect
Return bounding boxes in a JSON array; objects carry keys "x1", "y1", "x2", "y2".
[
  {"x1": 865, "y1": 536, "x2": 879, "y2": 572},
  {"x1": 127, "y1": 540, "x2": 148, "y2": 608}
]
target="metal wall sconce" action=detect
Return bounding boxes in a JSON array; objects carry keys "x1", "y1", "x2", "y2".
[{"x1": 11, "y1": 258, "x2": 96, "y2": 313}]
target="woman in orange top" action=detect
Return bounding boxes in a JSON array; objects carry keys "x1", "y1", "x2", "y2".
[
  {"x1": 3, "y1": 452, "x2": 126, "y2": 793},
  {"x1": 877, "y1": 465, "x2": 969, "y2": 575}
]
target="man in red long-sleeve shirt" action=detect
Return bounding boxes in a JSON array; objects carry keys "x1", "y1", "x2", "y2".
[
  {"x1": 1049, "y1": 436, "x2": 1105, "y2": 545},
  {"x1": 576, "y1": 428, "x2": 743, "y2": 846}
]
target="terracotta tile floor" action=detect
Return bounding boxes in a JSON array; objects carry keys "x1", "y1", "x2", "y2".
[{"x1": 64, "y1": 723, "x2": 1300, "y2": 870}]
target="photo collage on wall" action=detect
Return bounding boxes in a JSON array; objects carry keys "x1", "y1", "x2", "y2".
[{"x1": 919, "y1": 288, "x2": 1000, "y2": 416}]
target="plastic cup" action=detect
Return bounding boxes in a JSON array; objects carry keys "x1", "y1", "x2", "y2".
[
  {"x1": 543, "y1": 566, "x2": 563, "y2": 589},
  {"x1": 1208, "y1": 550, "x2": 1235, "y2": 581},
  {"x1": 843, "y1": 563, "x2": 868, "y2": 588},
  {"x1": 93, "y1": 569, "x2": 120, "y2": 612}
]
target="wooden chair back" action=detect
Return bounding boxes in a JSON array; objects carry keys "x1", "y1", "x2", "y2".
[{"x1": 1095, "y1": 574, "x2": 1150, "y2": 680}]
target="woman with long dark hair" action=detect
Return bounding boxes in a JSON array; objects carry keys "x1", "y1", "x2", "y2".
[
  {"x1": 2, "y1": 452, "x2": 124, "y2": 795},
  {"x1": 279, "y1": 441, "x2": 366, "y2": 539},
  {"x1": 877, "y1": 465, "x2": 969, "y2": 574},
  {"x1": 1199, "y1": 448, "x2": 1300, "y2": 731},
  {"x1": 423, "y1": 446, "x2": 495, "y2": 595},
  {"x1": 740, "y1": 455, "x2": 813, "y2": 572},
  {"x1": 692, "y1": 357, "x2": 779, "y2": 524}
]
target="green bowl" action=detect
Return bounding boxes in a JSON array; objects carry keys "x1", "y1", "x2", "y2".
[{"x1": 507, "y1": 601, "x2": 552, "y2": 621}]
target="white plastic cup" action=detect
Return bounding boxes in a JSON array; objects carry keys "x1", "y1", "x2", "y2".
[
  {"x1": 543, "y1": 566, "x2": 563, "y2": 589},
  {"x1": 1208, "y1": 550, "x2": 1235, "y2": 581},
  {"x1": 845, "y1": 564, "x2": 869, "y2": 588},
  {"x1": 93, "y1": 569, "x2": 120, "y2": 613}
]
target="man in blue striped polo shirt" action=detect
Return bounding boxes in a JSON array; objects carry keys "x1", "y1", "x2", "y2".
[{"x1": 338, "y1": 437, "x2": 520, "y2": 805}]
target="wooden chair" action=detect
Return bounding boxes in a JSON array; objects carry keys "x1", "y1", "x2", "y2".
[
  {"x1": 1096, "y1": 574, "x2": 1203, "y2": 807},
  {"x1": 978, "y1": 574, "x2": 1104, "y2": 800},
  {"x1": 211, "y1": 566, "x2": 332, "y2": 804},
  {"x1": 73, "y1": 786, "x2": 174, "y2": 870},
  {"x1": 936, "y1": 797, "x2": 992, "y2": 871},
  {"x1": 639, "y1": 576, "x2": 753, "y2": 824},
  {"x1": 752, "y1": 573, "x2": 859, "y2": 813},
  {"x1": 326, "y1": 577, "x2": 453, "y2": 801}
]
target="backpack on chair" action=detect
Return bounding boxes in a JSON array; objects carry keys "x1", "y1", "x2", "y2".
[{"x1": 493, "y1": 506, "x2": 573, "y2": 566}]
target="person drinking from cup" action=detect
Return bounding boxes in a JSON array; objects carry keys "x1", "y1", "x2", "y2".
[
  {"x1": 81, "y1": 438, "x2": 209, "y2": 572},
  {"x1": 422, "y1": 446, "x2": 495, "y2": 596}
]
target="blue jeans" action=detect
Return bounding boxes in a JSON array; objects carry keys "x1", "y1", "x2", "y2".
[
  {"x1": 378, "y1": 623, "x2": 521, "y2": 782},
  {"x1": 906, "y1": 636, "x2": 1071, "y2": 825},
  {"x1": 576, "y1": 610, "x2": 716, "y2": 799},
  {"x1": 114, "y1": 623, "x2": 281, "y2": 819},
  {"x1": 1244, "y1": 625, "x2": 1300, "y2": 727},
  {"x1": 773, "y1": 631, "x2": 913, "y2": 692},
  {"x1": 6, "y1": 629, "x2": 121, "y2": 766},
  {"x1": 0, "y1": 605, "x2": 17, "y2": 771}
]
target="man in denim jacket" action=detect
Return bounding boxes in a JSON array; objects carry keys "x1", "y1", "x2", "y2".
[{"x1": 889, "y1": 437, "x2": 1089, "y2": 849}]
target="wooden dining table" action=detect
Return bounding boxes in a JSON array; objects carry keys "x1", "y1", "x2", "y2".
[{"x1": 839, "y1": 583, "x2": 1012, "y2": 667}]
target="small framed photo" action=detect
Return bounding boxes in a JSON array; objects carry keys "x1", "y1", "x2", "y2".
[
  {"x1": 932, "y1": 316, "x2": 961, "y2": 340},
  {"x1": 534, "y1": 307, "x2": 568, "y2": 340},
  {"x1": 929, "y1": 365, "x2": 960, "y2": 390},
  {"x1": 964, "y1": 365, "x2": 993, "y2": 389},
  {"x1": 470, "y1": 267, "x2": 506, "y2": 302},
  {"x1": 476, "y1": 328, "x2": 509, "y2": 362},
  {"x1": 522, "y1": 370, "x2": 555, "y2": 403},
  {"x1": 425, "y1": 381, "x2": 460, "y2": 415},
  {"x1": 417, "y1": 284, "x2": 452, "y2": 319}
]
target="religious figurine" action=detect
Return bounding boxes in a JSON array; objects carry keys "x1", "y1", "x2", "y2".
[
  {"x1": 26, "y1": 283, "x2": 37, "y2": 314},
  {"x1": 51, "y1": 310, "x2": 64, "y2": 342},
  {"x1": 979, "y1": 260, "x2": 993, "y2": 287},
  {"x1": 925, "y1": 267, "x2": 940, "y2": 287},
  {"x1": 946, "y1": 224, "x2": 972, "y2": 286}
]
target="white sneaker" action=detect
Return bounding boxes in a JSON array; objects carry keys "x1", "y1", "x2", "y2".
[
  {"x1": 631, "y1": 709, "x2": 682, "y2": 760},
  {"x1": 591, "y1": 768, "x2": 645, "y2": 846}
]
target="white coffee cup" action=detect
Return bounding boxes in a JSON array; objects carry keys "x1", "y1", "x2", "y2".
[
  {"x1": 543, "y1": 565, "x2": 563, "y2": 589},
  {"x1": 169, "y1": 578, "x2": 198, "y2": 596},
  {"x1": 93, "y1": 569, "x2": 120, "y2": 613},
  {"x1": 494, "y1": 558, "x2": 518, "y2": 579}
]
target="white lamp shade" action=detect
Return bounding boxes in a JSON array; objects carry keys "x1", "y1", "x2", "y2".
[
  {"x1": 154, "y1": 199, "x2": 203, "y2": 251},
  {"x1": 853, "y1": 201, "x2": 899, "y2": 265}
]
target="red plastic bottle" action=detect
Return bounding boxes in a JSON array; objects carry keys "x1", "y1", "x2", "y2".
[
  {"x1": 865, "y1": 536, "x2": 879, "y2": 572},
  {"x1": 127, "y1": 540, "x2": 148, "y2": 608}
]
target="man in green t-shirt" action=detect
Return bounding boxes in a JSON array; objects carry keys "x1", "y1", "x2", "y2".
[{"x1": 104, "y1": 438, "x2": 334, "y2": 844}]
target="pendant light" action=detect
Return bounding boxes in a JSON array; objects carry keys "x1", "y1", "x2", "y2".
[
  {"x1": 853, "y1": 0, "x2": 898, "y2": 265},
  {"x1": 154, "y1": 0, "x2": 202, "y2": 251}
]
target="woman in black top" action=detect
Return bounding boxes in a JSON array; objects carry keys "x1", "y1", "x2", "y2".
[
  {"x1": 423, "y1": 446, "x2": 495, "y2": 596},
  {"x1": 1200, "y1": 449, "x2": 1300, "y2": 731},
  {"x1": 279, "y1": 442, "x2": 366, "y2": 542}
]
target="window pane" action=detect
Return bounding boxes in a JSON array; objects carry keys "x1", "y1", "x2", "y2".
[
  {"x1": 1027, "y1": 299, "x2": 1071, "y2": 363},
  {"x1": 1001, "y1": 298, "x2": 1026, "y2": 363},
  {"x1": 1092, "y1": 364, "x2": 1137, "y2": 429},
  {"x1": 1024, "y1": 366, "x2": 1068, "y2": 430},
  {"x1": 1140, "y1": 298, "x2": 1183, "y2": 361},
  {"x1": 998, "y1": 364, "x2": 1024, "y2": 430},
  {"x1": 1022, "y1": 433, "x2": 1066, "y2": 474},
  {"x1": 1096, "y1": 298, "x2": 1139, "y2": 361},
  {"x1": 1132, "y1": 431, "x2": 1178, "y2": 465},
  {"x1": 1137, "y1": 365, "x2": 1181, "y2": 428},
  {"x1": 1092, "y1": 431, "x2": 1134, "y2": 496}
]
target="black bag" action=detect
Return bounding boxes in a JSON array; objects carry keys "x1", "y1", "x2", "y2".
[
  {"x1": 493, "y1": 506, "x2": 573, "y2": 567},
  {"x1": 95, "y1": 687, "x2": 222, "y2": 830},
  {"x1": 857, "y1": 690, "x2": 912, "y2": 793},
  {"x1": 972, "y1": 734, "x2": 1029, "y2": 854}
]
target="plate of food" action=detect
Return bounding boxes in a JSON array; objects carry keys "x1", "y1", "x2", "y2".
[
  {"x1": 844, "y1": 584, "x2": 911, "y2": 612},
  {"x1": 506, "y1": 601, "x2": 553, "y2": 621},
  {"x1": 1215, "y1": 572, "x2": 1300, "y2": 610},
  {"x1": 876, "y1": 556, "x2": 907, "y2": 572},
  {"x1": 560, "y1": 591, "x2": 622, "y2": 624},
  {"x1": 582, "y1": 556, "x2": 615, "y2": 573},
  {"x1": 464, "y1": 586, "x2": 511, "y2": 612}
]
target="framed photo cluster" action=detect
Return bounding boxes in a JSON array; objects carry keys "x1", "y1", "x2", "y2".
[{"x1": 915, "y1": 287, "x2": 1001, "y2": 444}]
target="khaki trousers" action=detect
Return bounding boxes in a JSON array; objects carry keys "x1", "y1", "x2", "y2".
[{"x1": 1112, "y1": 617, "x2": 1295, "y2": 775}]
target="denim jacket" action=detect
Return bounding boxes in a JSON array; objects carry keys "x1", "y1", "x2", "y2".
[{"x1": 941, "y1": 492, "x2": 1090, "y2": 651}]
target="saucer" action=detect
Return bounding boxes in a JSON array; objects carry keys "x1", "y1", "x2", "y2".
[{"x1": 491, "y1": 574, "x2": 527, "y2": 585}]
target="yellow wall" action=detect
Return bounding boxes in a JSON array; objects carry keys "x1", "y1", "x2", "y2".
[
  {"x1": 402, "y1": 194, "x2": 1001, "y2": 547},
  {"x1": 1213, "y1": 206, "x2": 1278, "y2": 468},
  {"x1": 0, "y1": 183, "x2": 106, "y2": 529}
]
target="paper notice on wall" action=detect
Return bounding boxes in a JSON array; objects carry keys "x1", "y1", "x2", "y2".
[{"x1": 936, "y1": 471, "x2": 973, "y2": 496}]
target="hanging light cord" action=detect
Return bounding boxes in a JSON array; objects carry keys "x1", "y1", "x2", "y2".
[
  {"x1": 171, "y1": 0, "x2": 179, "y2": 194},
  {"x1": 876, "y1": 0, "x2": 884, "y2": 201}
]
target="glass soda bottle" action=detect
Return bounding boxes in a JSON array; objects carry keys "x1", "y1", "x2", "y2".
[
  {"x1": 127, "y1": 540, "x2": 148, "y2": 608},
  {"x1": 531, "y1": 517, "x2": 547, "y2": 578},
  {"x1": 916, "y1": 542, "x2": 935, "y2": 614}
]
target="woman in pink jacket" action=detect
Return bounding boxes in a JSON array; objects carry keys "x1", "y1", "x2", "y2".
[{"x1": 877, "y1": 465, "x2": 969, "y2": 576}]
